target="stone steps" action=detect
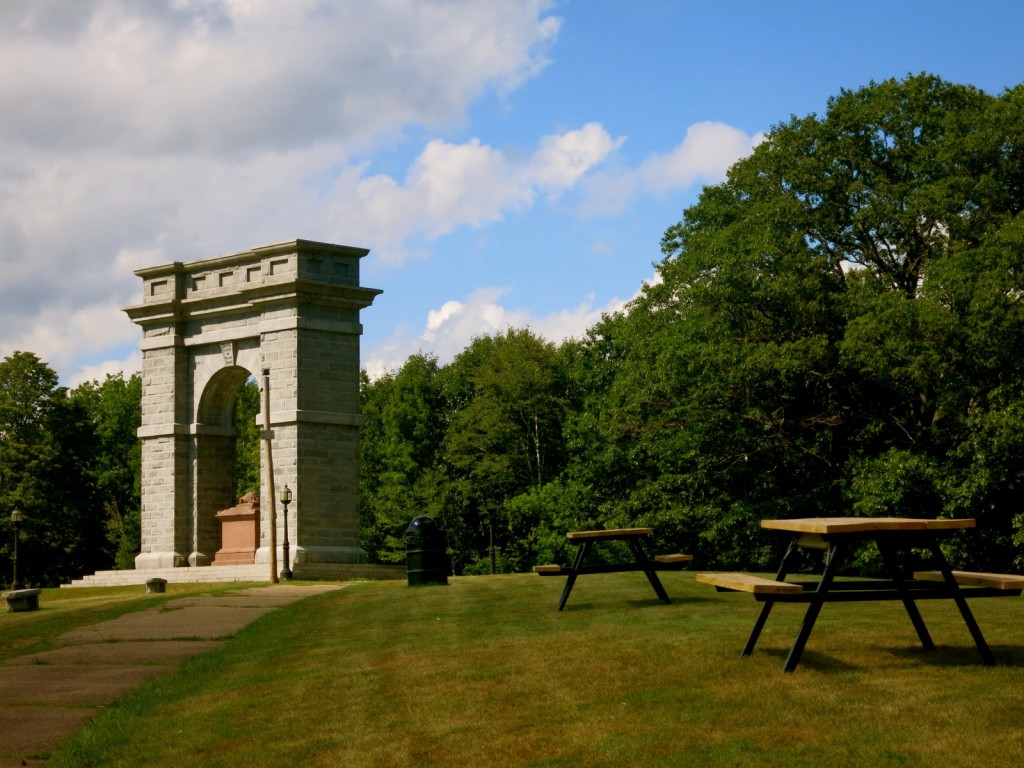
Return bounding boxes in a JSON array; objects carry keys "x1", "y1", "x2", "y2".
[{"x1": 63, "y1": 562, "x2": 405, "y2": 588}]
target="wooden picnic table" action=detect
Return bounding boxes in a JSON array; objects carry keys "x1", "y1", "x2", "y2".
[
  {"x1": 697, "y1": 517, "x2": 1024, "y2": 672},
  {"x1": 534, "y1": 528, "x2": 691, "y2": 611}
]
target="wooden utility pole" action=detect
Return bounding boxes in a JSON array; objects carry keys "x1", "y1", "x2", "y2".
[
  {"x1": 489, "y1": 502, "x2": 496, "y2": 575},
  {"x1": 261, "y1": 369, "x2": 279, "y2": 584}
]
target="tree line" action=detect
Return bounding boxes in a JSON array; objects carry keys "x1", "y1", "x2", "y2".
[
  {"x1": 0, "y1": 355, "x2": 141, "y2": 586},
  {"x1": 4, "y1": 74, "x2": 1024, "y2": 584},
  {"x1": 360, "y1": 74, "x2": 1024, "y2": 575}
]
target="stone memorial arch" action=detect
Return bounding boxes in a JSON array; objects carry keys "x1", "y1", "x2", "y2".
[{"x1": 125, "y1": 240, "x2": 381, "y2": 573}]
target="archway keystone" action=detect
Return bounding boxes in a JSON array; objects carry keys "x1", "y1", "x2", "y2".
[{"x1": 125, "y1": 240, "x2": 381, "y2": 571}]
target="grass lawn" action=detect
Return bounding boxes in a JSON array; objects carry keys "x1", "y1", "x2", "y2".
[{"x1": 39, "y1": 572, "x2": 1024, "y2": 767}]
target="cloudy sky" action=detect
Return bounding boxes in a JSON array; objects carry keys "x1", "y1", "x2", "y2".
[{"x1": 2, "y1": 0, "x2": 1022, "y2": 386}]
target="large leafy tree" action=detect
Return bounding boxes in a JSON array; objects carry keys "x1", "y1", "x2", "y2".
[
  {"x1": 71, "y1": 372, "x2": 143, "y2": 570},
  {"x1": 355, "y1": 75, "x2": 1024, "y2": 573},
  {"x1": 359, "y1": 331, "x2": 571, "y2": 573},
  {"x1": 574, "y1": 74, "x2": 1024, "y2": 569},
  {"x1": 359, "y1": 355, "x2": 447, "y2": 563},
  {"x1": 442, "y1": 328, "x2": 569, "y2": 573},
  {"x1": 1, "y1": 352, "x2": 110, "y2": 585},
  {"x1": 444, "y1": 330, "x2": 567, "y2": 498}
]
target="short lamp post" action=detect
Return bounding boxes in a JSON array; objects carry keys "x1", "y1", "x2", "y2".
[
  {"x1": 10, "y1": 509, "x2": 24, "y2": 590},
  {"x1": 279, "y1": 485, "x2": 293, "y2": 581}
]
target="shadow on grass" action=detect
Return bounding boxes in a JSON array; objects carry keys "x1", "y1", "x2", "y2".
[
  {"x1": 746, "y1": 641, "x2": 1024, "y2": 673},
  {"x1": 563, "y1": 599, "x2": 676, "y2": 611},
  {"x1": 754, "y1": 647, "x2": 862, "y2": 673},
  {"x1": 561, "y1": 602, "x2": 597, "y2": 612},
  {"x1": 626, "y1": 596, "x2": 719, "y2": 609},
  {"x1": 889, "y1": 643, "x2": 1024, "y2": 668},
  {"x1": 561, "y1": 595, "x2": 719, "y2": 612}
]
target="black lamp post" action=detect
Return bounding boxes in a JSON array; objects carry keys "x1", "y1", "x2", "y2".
[
  {"x1": 279, "y1": 484, "x2": 293, "y2": 580},
  {"x1": 10, "y1": 509, "x2": 23, "y2": 590}
]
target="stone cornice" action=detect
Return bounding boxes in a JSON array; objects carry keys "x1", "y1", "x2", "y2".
[{"x1": 123, "y1": 239, "x2": 381, "y2": 328}]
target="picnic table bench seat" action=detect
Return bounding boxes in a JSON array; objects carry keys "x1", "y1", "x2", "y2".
[
  {"x1": 654, "y1": 553, "x2": 694, "y2": 568},
  {"x1": 695, "y1": 572, "x2": 804, "y2": 595},
  {"x1": 913, "y1": 570, "x2": 1024, "y2": 590},
  {"x1": 533, "y1": 564, "x2": 568, "y2": 575},
  {"x1": 533, "y1": 553, "x2": 692, "y2": 576}
]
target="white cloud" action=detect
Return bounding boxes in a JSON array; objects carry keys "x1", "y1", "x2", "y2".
[
  {"x1": 334, "y1": 124, "x2": 625, "y2": 262},
  {"x1": 0, "y1": 113, "x2": 626, "y2": 382},
  {"x1": 362, "y1": 279, "x2": 652, "y2": 380},
  {"x1": 0, "y1": 0, "x2": 761, "y2": 387},
  {"x1": 640, "y1": 121, "x2": 763, "y2": 193},
  {"x1": 577, "y1": 121, "x2": 763, "y2": 217},
  {"x1": 530, "y1": 123, "x2": 627, "y2": 193},
  {"x1": 65, "y1": 351, "x2": 144, "y2": 390},
  {"x1": 6, "y1": 300, "x2": 141, "y2": 385},
  {"x1": 365, "y1": 287, "x2": 535, "y2": 377},
  {"x1": 427, "y1": 300, "x2": 468, "y2": 332},
  {"x1": 0, "y1": 0, "x2": 561, "y2": 382},
  {"x1": 0, "y1": 0, "x2": 561, "y2": 156}
]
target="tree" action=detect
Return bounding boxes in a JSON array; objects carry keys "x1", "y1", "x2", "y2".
[
  {"x1": 579, "y1": 74, "x2": 1024, "y2": 569},
  {"x1": 234, "y1": 377, "x2": 260, "y2": 499},
  {"x1": 360, "y1": 332, "x2": 572, "y2": 573},
  {"x1": 359, "y1": 356, "x2": 447, "y2": 563},
  {"x1": 442, "y1": 329, "x2": 569, "y2": 573},
  {"x1": 71, "y1": 372, "x2": 142, "y2": 570},
  {"x1": 1, "y1": 352, "x2": 109, "y2": 585},
  {"x1": 353, "y1": 75, "x2": 1024, "y2": 573}
]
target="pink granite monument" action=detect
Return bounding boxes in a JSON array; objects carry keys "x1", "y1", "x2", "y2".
[{"x1": 212, "y1": 493, "x2": 260, "y2": 566}]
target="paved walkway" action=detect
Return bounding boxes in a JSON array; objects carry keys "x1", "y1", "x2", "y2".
[{"x1": 0, "y1": 584, "x2": 346, "y2": 767}]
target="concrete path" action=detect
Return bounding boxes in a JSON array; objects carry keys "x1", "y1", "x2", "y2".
[{"x1": 0, "y1": 584, "x2": 346, "y2": 767}]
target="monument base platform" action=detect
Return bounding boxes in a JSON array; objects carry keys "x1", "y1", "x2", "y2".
[{"x1": 62, "y1": 562, "x2": 404, "y2": 588}]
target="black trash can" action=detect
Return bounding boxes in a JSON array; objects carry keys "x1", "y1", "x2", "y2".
[{"x1": 404, "y1": 516, "x2": 449, "y2": 586}]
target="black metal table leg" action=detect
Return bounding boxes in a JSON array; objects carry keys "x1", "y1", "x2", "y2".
[
  {"x1": 627, "y1": 539, "x2": 671, "y2": 604},
  {"x1": 783, "y1": 542, "x2": 845, "y2": 672},
  {"x1": 743, "y1": 537, "x2": 801, "y2": 656},
  {"x1": 744, "y1": 601, "x2": 774, "y2": 657},
  {"x1": 876, "y1": 538, "x2": 935, "y2": 650},
  {"x1": 558, "y1": 541, "x2": 591, "y2": 611},
  {"x1": 927, "y1": 543, "x2": 996, "y2": 665}
]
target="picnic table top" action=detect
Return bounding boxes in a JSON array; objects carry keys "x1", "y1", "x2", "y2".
[
  {"x1": 566, "y1": 527, "x2": 654, "y2": 541},
  {"x1": 760, "y1": 517, "x2": 976, "y2": 535}
]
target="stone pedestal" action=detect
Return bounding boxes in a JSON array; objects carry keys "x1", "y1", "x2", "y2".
[
  {"x1": 212, "y1": 493, "x2": 260, "y2": 566},
  {"x1": 3, "y1": 588, "x2": 41, "y2": 612}
]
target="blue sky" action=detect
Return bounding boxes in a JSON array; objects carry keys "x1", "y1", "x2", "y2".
[{"x1": 1, "y1": 0, "x2": 1022, "y2": 385}]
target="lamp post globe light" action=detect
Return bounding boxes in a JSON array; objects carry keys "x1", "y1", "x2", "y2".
[
  {"x1": 279, "y1": 484, "x2": 293, "y2": 581},
  {"x1": 10, "y1": 509, "x2": 24, "y2": 590}
]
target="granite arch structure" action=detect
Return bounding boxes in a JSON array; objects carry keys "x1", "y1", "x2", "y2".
[{"x1": 125, "y1": 240, "x2": 381, "y2": 573}]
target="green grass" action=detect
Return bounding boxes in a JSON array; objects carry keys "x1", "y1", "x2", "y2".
[
  {"x1": 36, "y1": 573, "x2": 1024, "y2": 767},
  {"x1": 0, "y1": 582, "x2": 258, "y2": 662}
]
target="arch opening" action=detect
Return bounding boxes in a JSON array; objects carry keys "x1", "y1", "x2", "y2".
[{"x1": 193, "y1": 368, "x2": 260, "y2": 566}]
